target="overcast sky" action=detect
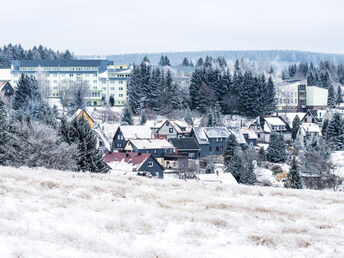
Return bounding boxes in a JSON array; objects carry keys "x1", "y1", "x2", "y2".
[{"x1": 1, "y1": 0, "x2": 343, "y2": 55}]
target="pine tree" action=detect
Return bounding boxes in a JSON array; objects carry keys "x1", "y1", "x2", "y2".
[
  {"x1": 286, "y1": 156, "x2": 303, "y2": 189},
  {"x1": 322, "y1": 118, "x2": 329, "y2": 136},
  {"x1": 292, "y1": 115, "x2": 301, "y2": 140},
  {"x1": 258, "y1": 147, "x2": 267, "y2": 163},
  {"x1": 213, "y1": 102, "x2": 223, "y2": 126},
  {"x1": 223, "y1": 134, "x2": 239, "y2": 165},
  {"x1": 267, "y1": 132, "x2": 286, "y2": 163},
  {"x1": 327, "y1": 84, "x2": 336, "y2": 108},
  {"x1": 182, "y1": 57, "x2": 190, "y2": 66},
  {"x1": 325, "y1": 112, "x2": 344, "y2": 150},
  {"x1": 196, "y1": 57, "x2": 203, "y2": 67},
  {"x1": 121, "y1": 105, "x2": 134, "y2": 125},
  {"x1": 140, "y1": 112, "x2": 147, "y2": 125},
  {"x1": 12, "y1": 74, "x2": 42, "y2": 116},
  {"x1": 336, "y1": 86, "x2": 343, "y2": 106},
  {"x1": 207, "y1": 109, "x2": 214, "y2": 127},
  {"x1": 70, "y1": 117, "x2": 109, "y2": 173},
  {"x1": 58, "y1": 116, "x2": 73, "y2": 145},
  {"x1": 0, "y1": 99, "x2": 8, "y2": 165}
]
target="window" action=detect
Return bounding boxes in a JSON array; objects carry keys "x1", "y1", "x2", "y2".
[
  {"x1": 154, "y1": 149, "x2": 157, "y2": 153},
  {"x1": 110, "y1": 87, "x2": 115, "y2": 90},
  {"x1": 116, "y1": 143, "x2": 121, "y2": 147},
  {"x1": 258, "y1": 133, "x2": 261, "y2": 138},
  {"x1": 93, "y1": 80, "x2": 97, "y2": 83},
  {"x1": 110, "y1": 94, "x2": 114, "y2": 97},
  {"x1": 110, "y1": 81, "x2": 114, "y2": 84},
  {"x1": 147, "y1": 162, "x2": 153, "y2": 167},
  {"x1": 69, "y1": 74, "x2": 74, "y2": 77},
  {"x1": 169, "y1": 128, "x2": 173, "y2": 133},
  {"x1": 188, "y1": 153, "x2": 195, "y2": 158},
  {"x1": 119, "y1": 94, "x2": 123, "y2": 97},
  {"x1": 119, "y1": 80, "x2": 123, "y2": 84},
  {"x1": 119, "y1": 87, "x2": 123, "y2": 91},
  {"x1": 166, "y1": 122, "x2": 169, "y2": 126},
  {"x1": 216, "y1": 146, "x2": 219, "y2": 152},
  {"x1": 102, "y1": 87, "x2": 106, "y2": 90},
  {"x1": 220, "y1": 146, "x2": 223, "y2": 152},
  {"x1": 93, "y1": 86, "x2": 97, "y2": 90},
  {"x1": 216, "y1": 138, "x2": 219, "y2": 142}
]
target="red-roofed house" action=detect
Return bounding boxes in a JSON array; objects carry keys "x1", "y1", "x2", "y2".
[{"x1": 104, "y1": 152, "x2": 164, "y2": 178}]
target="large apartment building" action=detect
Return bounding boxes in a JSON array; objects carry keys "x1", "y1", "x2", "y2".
[{"x1": 10, "y1": 60, "x2": 131, "y2": 106}]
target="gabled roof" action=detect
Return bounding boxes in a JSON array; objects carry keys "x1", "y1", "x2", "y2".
[
  {"x1": 227, "y1": 127, "x2": 246, "y2": 144},
  {"x1": 203, "y1": 127, "x2": 230, "y2": 138},
  {"x1": 302, "y1": 110, "x2": 326, "y2": 122},
  {"x1": 93, "y1": 128, "x2": 111, "y2": 151},
  {"x1": 241, "y1": 128, "x2": 258, "y2": 140},
  {"x1": 169, "y1": 137, "x2": 200, "y2": 150},
  {"x1": 0, "y1": 81, "x2": 13, "y2": 91},
  {"x1": 192, "y1": 127, "x2": 209, "y2": 145},
  {"x1": 157, "y1": 119, "x2": 192, "y2": 134},
  {"x1": 104, "y1": 152, "x2": 161, "y2": 171},
  {"x1": 117, "y1": 126, "x2": 152, "y2": 140},
  {"x1": 129, "y1": 138, "x2": 174, "y2": 150},
  {"x1": 299, "y1": 123, "x2": 322, "y2": 135},
  {"x1": 279, "y1": 112, "x2": 306, "y2": 128},
  {"x1": 69, "y1": 109, "x2": 95, "y2": 123},
  {"x1": 264, "y1": 117, "x2": 286, "y2": 126}
]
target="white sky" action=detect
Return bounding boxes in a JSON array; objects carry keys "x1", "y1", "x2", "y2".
[{"x1": 1, "y1": 0, "x2": 343, "y2": 55}]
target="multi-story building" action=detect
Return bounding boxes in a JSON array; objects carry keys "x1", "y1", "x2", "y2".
[{"x1": 10, "y1": 60, "x2": 131, "y2": 106}]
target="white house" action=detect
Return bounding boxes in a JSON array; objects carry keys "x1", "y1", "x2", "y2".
[{"x1": 296, "y1": 123, "x2": 322, "y2": 146}]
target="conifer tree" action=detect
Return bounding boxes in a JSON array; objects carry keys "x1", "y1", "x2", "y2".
[
  {"x1": 109, "y1": 96, "x2": 115, "y2": 107},
  {"x1": 140, "y1": 112, "x2": 147, "y2": 125},
  {"x1": 336, "y1": 86, "x2": 343, "y2": 106},
  {"x1": 182, "y1": 57, "x2": 190, "y2": 66},
  {"x1": 325, "y1": 112, "x2": 344, "y2": 150},
  {"x1": 121, "y1": 105, "x2": 134, "y2": 125},
  {"x1": 267, "y1": 132, "x2": 286, "y2": 162},
  {"x1": 207, "y1": 109, "x2": 214, "y2": 127},
  {"x1": 322, "y1": 118, "x2": 329, "y2": 136},
  {"x1": 286, "y1": 156, "x2": 303, "y2": 189},
  {"x1": 223, "y1": 134, "x2": 239, "y2": 165},
  {"x1": 69, "y1": 117, "x2": 109, "y2": 173},
  {"x1": 292, "y1": 115, "x2": 301, "y2": 140},
  {"x1": 196, "y1": 57, "x2": 203, "y2": 67},
  {"x1": 258, "y1": 147, "x2": 267, "y2": 163},
  {"x1": 327, "y1": 84, "x2": 336, "y2": 108},
  {"x1": 0, "y1": 99, "x2": 8, "y2": 165}
]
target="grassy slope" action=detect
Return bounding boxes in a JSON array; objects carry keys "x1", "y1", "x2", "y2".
[{"x1": 0, "y1": 166, "x2": 343, "y2": 258}]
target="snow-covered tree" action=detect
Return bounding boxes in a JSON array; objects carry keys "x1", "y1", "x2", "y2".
[
  {"x1": 267, "y1": 132, "x2": 286, "y2": 163},
  {"x1": 325, "y1": 112, "x2": 344, "y2": 150},
  {"x1": 327, "y1": 84, "x2": 336, "y2": 108},
  {"x1": 184, "y1": 107, "x2": 193, "y2": 126},
  {"x1": 336, "y1": 86, "x2": 343, "y2": 106},
  {"x1": 292, "y1": 115, "x2": 301, "y2": 140},
  {"x1": 140, "y1": 112, "x2": 147, "y2": 125},
  {"x1": 285, "y1": 156, "x2": 303, "y2": 189},
  {"x1": 69, "y1": 117, "x2": 109, "y2": 173},
  {"x1": 121, "y1": 105, "x2": 134, "y2": 125}
]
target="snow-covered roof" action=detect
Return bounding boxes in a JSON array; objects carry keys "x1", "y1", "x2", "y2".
[
  {"x1": 241, "y1": 128, "x2": 258, "y2": 140},
  {"x1": 104, "y1": 152, "x2": 151, "y2": 171},
  {"x1": 93, "y1": 128, "x2": 111, "y2": 151},
  {"x1": 0, "y1": 69, "x2": 11, "y2": 81},
  {"x1": 157, "y1": 119, "x2": 192, "y2": 134},
  {"x1": 202, "y1": 127, "x2": 230, "y2": 138},
  {"x1": 264, "y1": 117, "x2": 286, "y2": 126},
  {"x1": 193, "y1": 127, "x2": 210, "y2": 145},
  {"x1": 119, "y1": 126, "x2": 152, "y2": 140},
  {"x1": 228, "y1": 127, "x2": 246, "y2": 144},
  {"x1": 299, "y1": 123, "x2": 321, "y2": 135},
  {"x1": 129, "y1": 138, "x2": 174, "y2": 150}
]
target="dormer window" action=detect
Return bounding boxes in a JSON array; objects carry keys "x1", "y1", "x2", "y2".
[{"x1": 166, "y1": 122, "x2": 169, "y2": 126}]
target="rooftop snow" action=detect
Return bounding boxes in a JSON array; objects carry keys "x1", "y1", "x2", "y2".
[
  {"x1": 203, "y1": 127, "x2": 230, "y2": 138},
  {"x1": 129, "y1": 138, "x2": 174, "y2": 150},
  {"x1": 119, "y1": 125, "x2": 153, "y2": 140},
  {"x1": 264, "y1": 117, "x2": 286, "y2": 126},
  {"x1": 299, "y1": 123, "x2": 321, "y2": 134}
]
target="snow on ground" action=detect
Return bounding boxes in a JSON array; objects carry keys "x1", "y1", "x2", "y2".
[{"x1": 1, "y1": 166, "x2": 344, "y2": 257}]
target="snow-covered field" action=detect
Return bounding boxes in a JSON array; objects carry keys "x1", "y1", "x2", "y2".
[{"x1": 1, "y1": 167, "x2": 344, "y2": 258}]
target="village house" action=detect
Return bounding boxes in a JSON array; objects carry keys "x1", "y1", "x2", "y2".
[
  {"x1": 112, "y1": 125, "x2": 152, "y2": 150},
  {"x1": 227, "y1": 126, "x2": 247, "y2": 148},
  {"x1": 249, "y1": 115, "x2": 292, "y2": 143},
  {"x1": 240, "y1": 128, "x2": 258, "y2": 146},
  {"x1": 191, "y1": 127, "x2": 230, "y2": 157},
  {"x1": 123, "y1": 138, "x2": 175, "y2": 165},
  {"x1": 301, "y1": 110, "x2": 326, "y2": 126},
  {"x1": 155, "y1": 119, "x2": 192, "y2": 139},
  {"x1": 104, "y1": 152, "x2": 164, "y2": 178},
  {"x1": 296, "y1": 123, "x2": 322, "y2": 146},
  {"x1": 169, "y1": 137, "x2": 200, "y2": 159},
  {"x1": 0, "y1": 81, "x2": 14, "y2": 98}
]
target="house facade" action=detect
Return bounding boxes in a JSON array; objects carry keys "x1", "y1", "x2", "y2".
[
  {"x1": 296, "y1": 123, "x2": 322, "y2": 146},
  {"x1": 10, "y1": 60, "x2": 131, "y2": 106},
  {"x1": 104, "y1": 152, "x2": 164, "y2": 178},
  {"x1": 112, "y1": 125, "x2": 152, "y2": 151},
  {"x1": 123, "y1": 138, "x2": 175, "y2": 165},
  {"x1": 241, "y1": 128, "x2": 258, "y2": 146},
  {"x1": 249, "y1": 115, "x2": 292, "y2": 143},
  {"x1": 169, "y1": 137, "x2": 200, "y2": 159},
  {"x1": 155, "y1": 119, "x2": 192, "y2": 139},
  {"x1": 192, "y1": 127, "x2": 230, "y2": 157}
]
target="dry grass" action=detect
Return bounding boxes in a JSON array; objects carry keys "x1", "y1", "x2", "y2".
[{"x1": 0, "y1": 166, "x2": 343, "y2": 257}]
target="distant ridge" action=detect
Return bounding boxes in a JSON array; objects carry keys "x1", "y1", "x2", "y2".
[{"x1": 79, "y1": 50, "x2": 344, "y2": 65}]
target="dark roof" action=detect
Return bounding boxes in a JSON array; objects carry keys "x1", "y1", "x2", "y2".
[
  {"x1": 170, "y1": 137, "x2": 200, "y2": 150},
  {"x1": 13, "y1": 59, "x2": 109, "y2": 67}
]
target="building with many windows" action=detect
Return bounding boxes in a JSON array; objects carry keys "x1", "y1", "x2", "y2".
[{"x1": 10, "y1": 60, "x2": 131, "y2": 106}]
